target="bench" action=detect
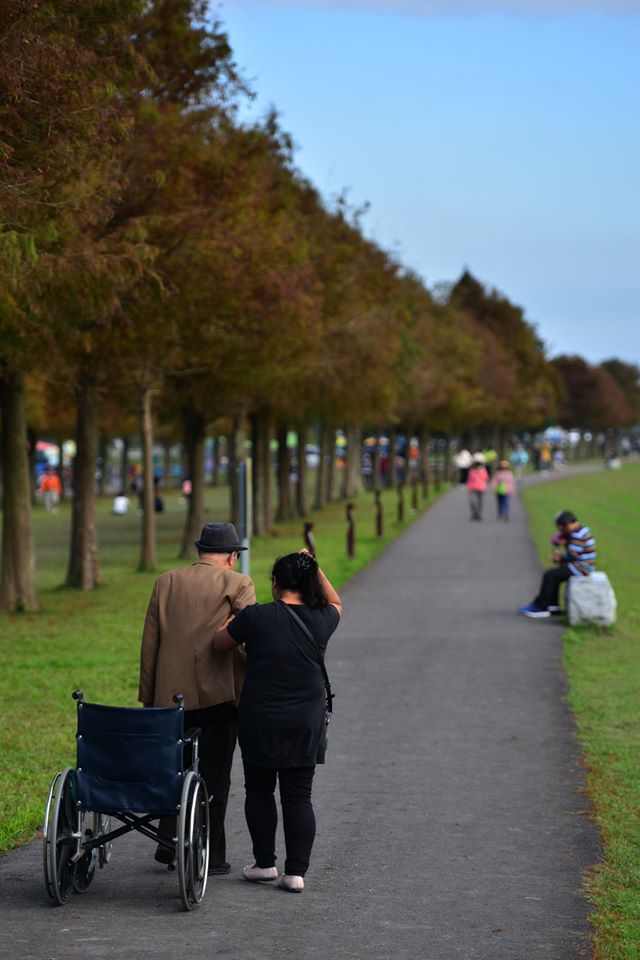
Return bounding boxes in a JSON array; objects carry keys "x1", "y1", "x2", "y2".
[{"x1": 567, "y1": 571, "x2": 617, "y2": 627}]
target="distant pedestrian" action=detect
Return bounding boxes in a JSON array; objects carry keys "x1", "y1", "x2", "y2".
[
  {"x1": 492, "y1": 460, "x2": 515, "y2": 521},
  {"x1": 40, "y1": 467, "x2": 62, "y2": 513},
  {"x1": 483, "y1": 446, "x2": 498, "y2": 479},
  {"x1": 181, "y1": 476, "x2": 192, "y2": 503},
  {"x1": 466, "y1": 455, "x2": 489, "y2": 521},
  {"x1": 453, "y1": 447, "x2": 473, "y2": 486},
  {"x1": 361, "y1": 451, "x2": 373, "y2": 490},
  {"x1": 510, "y1": 443, "x2": 529, "y2": 484},
  {"x1": 540, "y1": 442, "x2": 552, "y2": 471},
  {"x1": 518, "y1": 510, "x2": 597, "y2": 618},
  {"x1": 112, "y1": 493, "x2": 130, "y2": 515}
]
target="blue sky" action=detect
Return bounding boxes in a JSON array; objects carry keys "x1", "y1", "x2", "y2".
[{"x1": 219, "y1": 1, "x2": 640, "y2": 363}]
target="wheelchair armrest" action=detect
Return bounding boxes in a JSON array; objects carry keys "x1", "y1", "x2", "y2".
[{"x1": 184, "y1": 726, "x2": 202, "y2": 744}]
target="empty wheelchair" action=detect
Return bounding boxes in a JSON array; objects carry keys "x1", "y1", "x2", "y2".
[{"x1": 43, "y1": 690, "x2": 209, "y2": 910}]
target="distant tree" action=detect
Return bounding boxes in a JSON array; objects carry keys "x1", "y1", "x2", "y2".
[
  {"x1": 552, "y1": 355, "x2": 631, "y2": 430},
  {"x1": 448, "y1": 271, "x2": 558, "y2": 436},
  {"x1": 600, "y1": 359, "x2": 640, "y2": 425},
  {"x1": 0, "y1": 0, "x2": 141, "y2": 609}
]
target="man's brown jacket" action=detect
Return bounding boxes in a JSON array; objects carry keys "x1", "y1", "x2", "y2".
[{"x1": 139, "y1": 557, "x2": 256, "y2": 710}]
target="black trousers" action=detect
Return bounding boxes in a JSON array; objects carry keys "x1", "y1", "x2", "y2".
[
  {"x1": 160, "y1": 703, "x2": 237, "y2": 867},
  {"x1": 243, "y1": 760, "x2": 316, "y2": 877},
  {"x1": 534, "y1": 565, "x2": 573, "y2": 609}
]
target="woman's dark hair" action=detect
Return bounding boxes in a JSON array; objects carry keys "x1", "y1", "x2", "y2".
[{"x1": 271, "y1": 553, "x2": 327, "y2": 609}]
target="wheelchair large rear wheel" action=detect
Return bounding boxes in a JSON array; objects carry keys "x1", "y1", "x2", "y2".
[
  {"x1": 43, "y1": 768, "x2": 78, "y2": 905},
  {"x1": 177, "y1": 772, "x2": 210, "y2": 910}
]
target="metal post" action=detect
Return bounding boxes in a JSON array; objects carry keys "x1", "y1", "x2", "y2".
[{"x1": 237, "y1": 458, "x2": 252, "y2": 576}]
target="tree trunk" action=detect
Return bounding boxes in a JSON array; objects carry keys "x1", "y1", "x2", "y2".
[
  {"x1": 162, "y1": 442, "x2": 172, "y2": 491},
  {"x1": 227, "y1": 416, "x2": 246, "y2": 527},
  {"x1": 27, "y1": 428, "x2": 37, "y2": 507},
  {"x1": 314, "y1": 422, "x2": 330, "y2": 511},
  {"x1": 139, "y1": 381, "x2": 156, "y2": 572},
  {"x1": 250, "y1": 409, "x2": 272, "y2": 537},
  {"x1": 344, "y1": 425, "x2": 363, "y2": 499},
  {"x1": 388, "y1": 431, "x2": 398, "y2": 491},
  {"x1": 67, "y1": 378, "x2": 100, "y2": 589},
  {"x1": 180, "y1": 405, "x2": 206, "y2": 558},
  {"x1": 56, "y1": 439, "x2": 64, "y2": 494},
  {"x1": 0, "y1": 370, "x2": 39, "y2": 612},
  {"x1": 372, "y1": 434, "x2": 381, "y2": 494},
  {"x1": 120, "y1": 436, "x2": 130, "y2": 494},
  {"x1": 275, "y1": 425, "x2": 294, "y2": 522},
  {"x1": 418, "y1": 429, "x2": 429, "y2": 498},
  {"x1": 327, "y1": 431, "x2": 336, "y2": 502},
  {"x1": 96, "y1": 435, "x2": 108, "y2": 497},
  {"x1": 296, "y1": 426, "x2": 309, "y2": 517}
]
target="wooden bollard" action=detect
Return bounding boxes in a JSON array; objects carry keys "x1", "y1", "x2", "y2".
[
  {"x1": 375, "y1": 490, "x2": 384, "y2": 538},
  {"x1": 346, "y1": 502, "x2": 356, "y2": 558},
  {"x1": 303, "y1": 522, "x2": 317, "y2": 557},
  {"x1": 422, "y1": 454, "x2": 430, "y2": 499},
  {"x1": 411, "y1": 475, "x2": 418, "y2": 512},
  {"x1": 397, "y1": 484, "x2": 405, "y2": 523}
]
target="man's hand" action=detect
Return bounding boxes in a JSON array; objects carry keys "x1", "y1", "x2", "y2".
[{"x1": 551, "y1": 551, "x2": 563, "y2": 564}]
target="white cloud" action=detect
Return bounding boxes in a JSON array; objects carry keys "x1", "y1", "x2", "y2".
[{"x1": 230, "y1": 0, "x2": 640, "y2": 13}]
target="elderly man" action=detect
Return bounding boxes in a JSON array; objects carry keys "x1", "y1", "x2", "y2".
[{"x1": 139, "y1": 522, "x2": 256, "y2": 873}]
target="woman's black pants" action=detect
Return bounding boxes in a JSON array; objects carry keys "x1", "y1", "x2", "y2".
[{"x1": 242, "y1": 759, "x2": 316, "y2": 876}]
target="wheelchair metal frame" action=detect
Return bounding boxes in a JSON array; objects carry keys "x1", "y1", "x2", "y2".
[{"x1": 43, "y1": 690, "x2": 210, "y2": 911}]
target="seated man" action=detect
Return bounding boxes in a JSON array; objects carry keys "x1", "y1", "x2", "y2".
[{"x1": 518, "y1": 510, "x2": 596, "y2": 619}]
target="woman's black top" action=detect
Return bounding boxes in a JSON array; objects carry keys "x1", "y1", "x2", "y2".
[{"x1": 227, "y1": 601, "x2": 340, "y2": 768}]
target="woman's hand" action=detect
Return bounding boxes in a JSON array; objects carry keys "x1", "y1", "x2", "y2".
[{"x1": 213, "y1": 614, "x2": 236, "y2": 652}]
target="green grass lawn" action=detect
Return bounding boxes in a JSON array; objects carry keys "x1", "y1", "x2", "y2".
[
  {"x1": 522, "y1": 463, "x2": 640, "y2": 960},
  {"x1": 0, "y1": 479, "x2": 443, "y2": 857}
]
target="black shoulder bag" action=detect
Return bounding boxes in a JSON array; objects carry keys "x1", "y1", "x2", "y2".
[{"x1": 280, "y1": 602, "x2": 334, "y2": 764}]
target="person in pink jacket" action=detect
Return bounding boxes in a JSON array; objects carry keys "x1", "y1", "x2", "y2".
[
  {"x1": 492, "y1": 460, "x2": 516, "y2": 521},
  {"x1": 466, "y1": 456, "x2": 489, "y2": 520}
]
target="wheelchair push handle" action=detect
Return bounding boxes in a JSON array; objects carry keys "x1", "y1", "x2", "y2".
[
  {"x1": 72, "y1": 689, "x2": 84, "y2": 702},
  {"x1": 172, "y1": 694, "x2": 184, "y2": 706}
]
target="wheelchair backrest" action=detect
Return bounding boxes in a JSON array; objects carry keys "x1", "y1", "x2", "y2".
[{"x1": 76, "y1": 702, "x2": 185, "y2": 815}]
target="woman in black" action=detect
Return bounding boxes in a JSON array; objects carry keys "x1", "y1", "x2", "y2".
[{"x1": 213, "y1": 550, "x2": 341, "y2": 892}]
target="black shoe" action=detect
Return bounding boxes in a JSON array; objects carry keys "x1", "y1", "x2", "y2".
[
  {"x1": 154, "y1": 844, "x2": 175, "y2": 865},
  {"x1": 208, "y1": 861, "x2": 231, "y2": 876}
]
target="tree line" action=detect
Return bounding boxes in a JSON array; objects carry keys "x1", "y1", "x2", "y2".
[{"x1": 1, "y1": 0, "x2": 639, "y2": 613}]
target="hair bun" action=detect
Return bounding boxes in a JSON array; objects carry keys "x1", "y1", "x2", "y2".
[{"x1": 296, "y1": 553, "x2": 314, "y2": 572}]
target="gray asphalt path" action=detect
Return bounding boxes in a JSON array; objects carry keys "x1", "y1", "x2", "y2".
[{"x1": 0, "y1": 484, "x2": 599, "y2": 960}]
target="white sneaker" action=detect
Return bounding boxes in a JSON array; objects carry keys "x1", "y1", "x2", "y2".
[
  {"x1": 242, "y1": 863, "x2": 278, "y2": 882},
  {"x1": 277, "y1": 874, "x2": 304, "y2": 892}
]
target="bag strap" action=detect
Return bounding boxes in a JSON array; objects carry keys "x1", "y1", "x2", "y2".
[{"x1": 279, "y1": 602, "x2": 334, "y2": 713}]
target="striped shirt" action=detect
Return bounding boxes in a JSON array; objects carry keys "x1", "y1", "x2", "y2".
[{"x1": 565, "y1": 525, "x2": 597, "y2": 576}]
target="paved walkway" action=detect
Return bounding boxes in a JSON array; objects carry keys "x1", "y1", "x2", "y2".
[{"x1": 0, "y1": 482, "x2": 600, "y2": 960}]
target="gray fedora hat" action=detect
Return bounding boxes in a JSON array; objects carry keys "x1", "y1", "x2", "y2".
[{"x1": 194, "y1": 522, "x2": 247, "y2": 552}]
